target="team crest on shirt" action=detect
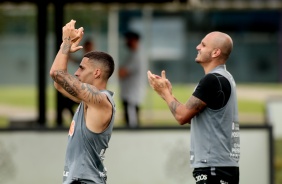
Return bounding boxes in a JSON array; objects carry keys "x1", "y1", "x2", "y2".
[{"x1": 68, "y1": 120, "x2": 75, "y2": 136}]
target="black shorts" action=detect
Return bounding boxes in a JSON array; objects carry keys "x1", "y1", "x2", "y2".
[
  {"x1": 70, "y1": 177, "x2": 106, "y2": 184},
  {"x1": 70, "y1": 181, "x2": 86, "y2": 184},
  {"x1": 193, "y1": 167, "x2": 239, "y2": 184}
]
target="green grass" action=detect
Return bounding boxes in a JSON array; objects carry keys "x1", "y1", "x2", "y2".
[
  {"x1": 238, "y1": 99, "x2": 265, "y2": 113},
  {"x1": 0, "y1": 86, "x2": 37, "y2": 107},
  {"x1": 0, "y1": 116, "x2": 9, "y2": 128},
  {"x1": 0, "y1": 83, "x2": 276, "y2": 127},
  {"x1": 0, "y1": 85, "x2": 56, "y2": 109},
  {"x1": 0, "y1": 84, "x2": 267, "y2": 121},
  {"x1": 0, "y1": 84, "x2": 268, "y2": 112}
]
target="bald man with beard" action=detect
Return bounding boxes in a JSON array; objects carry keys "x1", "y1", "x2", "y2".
[{"x1": 148, "y1": 32, "x2": 240, "y2": 184}]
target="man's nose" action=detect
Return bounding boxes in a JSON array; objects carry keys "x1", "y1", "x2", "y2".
[{"x1": 74, "y1": 70, "x2": 79, "y2": 77}]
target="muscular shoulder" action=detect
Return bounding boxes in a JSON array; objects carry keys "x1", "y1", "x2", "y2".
[{"x1": 193, "y1": 73, "x2": 231, "y2": 110}]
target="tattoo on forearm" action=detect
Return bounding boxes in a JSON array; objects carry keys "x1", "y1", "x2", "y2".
[
  {"x1": 61, "y1": 40, "x2": 71, "y2": 54},
  {"x1": 52, "y1": 70, "x2": 78, "y2": 97},
  {"x1": 52, "y1": 69, "x2": 103, "y2": 104},
  {"x1": 169, "y1": 100, "x2": 181, "y2": 115},
  {"x1": 186, "y1": 96, "x2": 205, "y2": 111}
]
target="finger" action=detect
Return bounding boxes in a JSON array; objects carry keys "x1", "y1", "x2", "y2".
[
  {"x1": 165, "y1": 79, "x2": 171, "y2": 86},
  {"x1": 69, "y1": 19, "x2": 76, "y2": 29},
  {"x1": 161, "y1": 70, "x2": 166, "y2": 79},
  {"x1": 147, "y1": 71, "x2": 155, "y2": 83},
  {"x1": 148, "y1": 72, "x2": 157, "y2": 82},
  {"x1": 147, "y1": 71, "x2": 153, "y2": 79},
  {"x1": 66, "y1": 20, "x2": 72, "y2": 28},
  {"x1": 74, "y1": 33, "x2": 84, "y2": 46},
  {"x1": 76, "y1": 33, "x2": 83, "y2": 43},
  {"x1": 77, "y1": 27, "x2": 84, "y2": 37},
  {"x1": 72, "y1": 46, "x2": 83, "y2": 52},
  {"x1": 78, "y1": 27, "x2": 84, "y2": 33}
]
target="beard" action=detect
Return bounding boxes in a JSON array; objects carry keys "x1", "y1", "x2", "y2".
[{"x1": 195, "y1": 52, "x2": 212, "y2": 64}]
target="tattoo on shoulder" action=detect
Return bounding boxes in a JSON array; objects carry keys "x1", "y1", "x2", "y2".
[
  {"x1": 186, "y1": 96, "x2": 206, "y2": 111},
  {"x1": 81, "y1": 83, "x2": 103, "y2": 104},
  {"x1": 169, "y1": 100, "x2": 181, "y2": 115}
]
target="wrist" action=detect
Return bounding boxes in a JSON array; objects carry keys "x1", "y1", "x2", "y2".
[
  {"x1": 161, "y1": 90, "x2": 172, "y2": 101},
  {"x1": 60, "y1": 41, "x2": 71, "y2": 55}
]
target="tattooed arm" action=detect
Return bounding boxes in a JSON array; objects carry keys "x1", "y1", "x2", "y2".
[
  {"x1": 50, "y1": 20, "x2": 84, "y2": 102},
  {"x1": 147, "y1": 70, "x2": 207, "y2": 125},
  {"x1": 52, "y1": 68, "x2": 112, "y2": 133},
  {"x1": 52, "y1": 71, "x2": 81, "y2": 103},
  {"x1": 51, "y1": 69, "x2": 105, "y2": 105},
  {"x1": 167, "y1": 96, "x2": 206, "y2": 125},
  {"x1": 50, "y1": 20, "x2": 83, "y2": 75}
]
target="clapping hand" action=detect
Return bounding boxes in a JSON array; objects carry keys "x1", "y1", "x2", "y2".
[
  {"x1": 147, "y1": 70, "x2": 172, "y2": 100},
  {"x1": 62, "y1": 19, "x2": 84, "y2": 53}
]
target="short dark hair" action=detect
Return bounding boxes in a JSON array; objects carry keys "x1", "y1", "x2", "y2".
[
  {"x1": 124, "y1": 31, "x2": 140, "y2": 40},
  {"x1": 84, "y1": 51, "x2": 115, "y2": 80}
]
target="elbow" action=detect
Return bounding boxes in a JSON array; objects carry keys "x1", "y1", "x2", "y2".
[
  {"x1": 176, "y1": 116, "x2": 191, "y2": 125},
  {"x1": 53, "y1": 82, "x2": 59, "y2": 90}
]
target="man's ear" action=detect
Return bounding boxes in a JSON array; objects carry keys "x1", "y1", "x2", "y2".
[
  {"x1": 212, "y1": 48, "x2": 221, "y2": 58},
  {"x1": 93, "y1": 68, "x2": 102, "y2": 79}
]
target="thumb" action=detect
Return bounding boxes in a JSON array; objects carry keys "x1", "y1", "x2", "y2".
[
  {"x1": 161, "y1": 70, "x2": 166, "y2": 79},
  {"x1": 71, "y1": 46, "x2": 83, "y2": 53}
]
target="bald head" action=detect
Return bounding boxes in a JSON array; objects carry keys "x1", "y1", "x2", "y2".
[{"x1": 206, "y1": 31, "x2": 233, "y2": 60}]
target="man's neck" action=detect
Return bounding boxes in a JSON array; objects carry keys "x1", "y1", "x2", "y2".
[
  {"x1": 202, "y1": 62, "x2": 224, "y2": 74},
  {"x1": 93, "y1": 81, "x2": 107, "y2": 91}
]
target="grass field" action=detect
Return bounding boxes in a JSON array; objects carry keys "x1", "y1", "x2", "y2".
[
  {"x1": 0, "y1": 84, "x2": 282, "y2": 183},
  {"x1": 0, "y1": 84, "x2": 269, "y2": 125}
]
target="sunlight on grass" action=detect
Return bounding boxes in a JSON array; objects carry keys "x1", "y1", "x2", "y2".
[
  {"x1": 0, "y1": 83, "x2": 280, "y2": 127},
  {"x1": 0, "y1": 116, "x2": 9, "y2": 128},
  {"x1": 238, "y1": 99, "x2": 265, "y2": 113},
  {"x1": 0, "y1": 85, "x2": 56, "y2": 109},
  {"x1": 0, "y1": 84, "x2": 271, "y2": 113},
  {"x1": 0, "y1": 86, "x2": 37, "y2": 107}
]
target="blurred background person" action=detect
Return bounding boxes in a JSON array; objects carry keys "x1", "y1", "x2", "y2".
[{"x1": 118, "y1": 31, "x2": 148, "y2": 128}]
